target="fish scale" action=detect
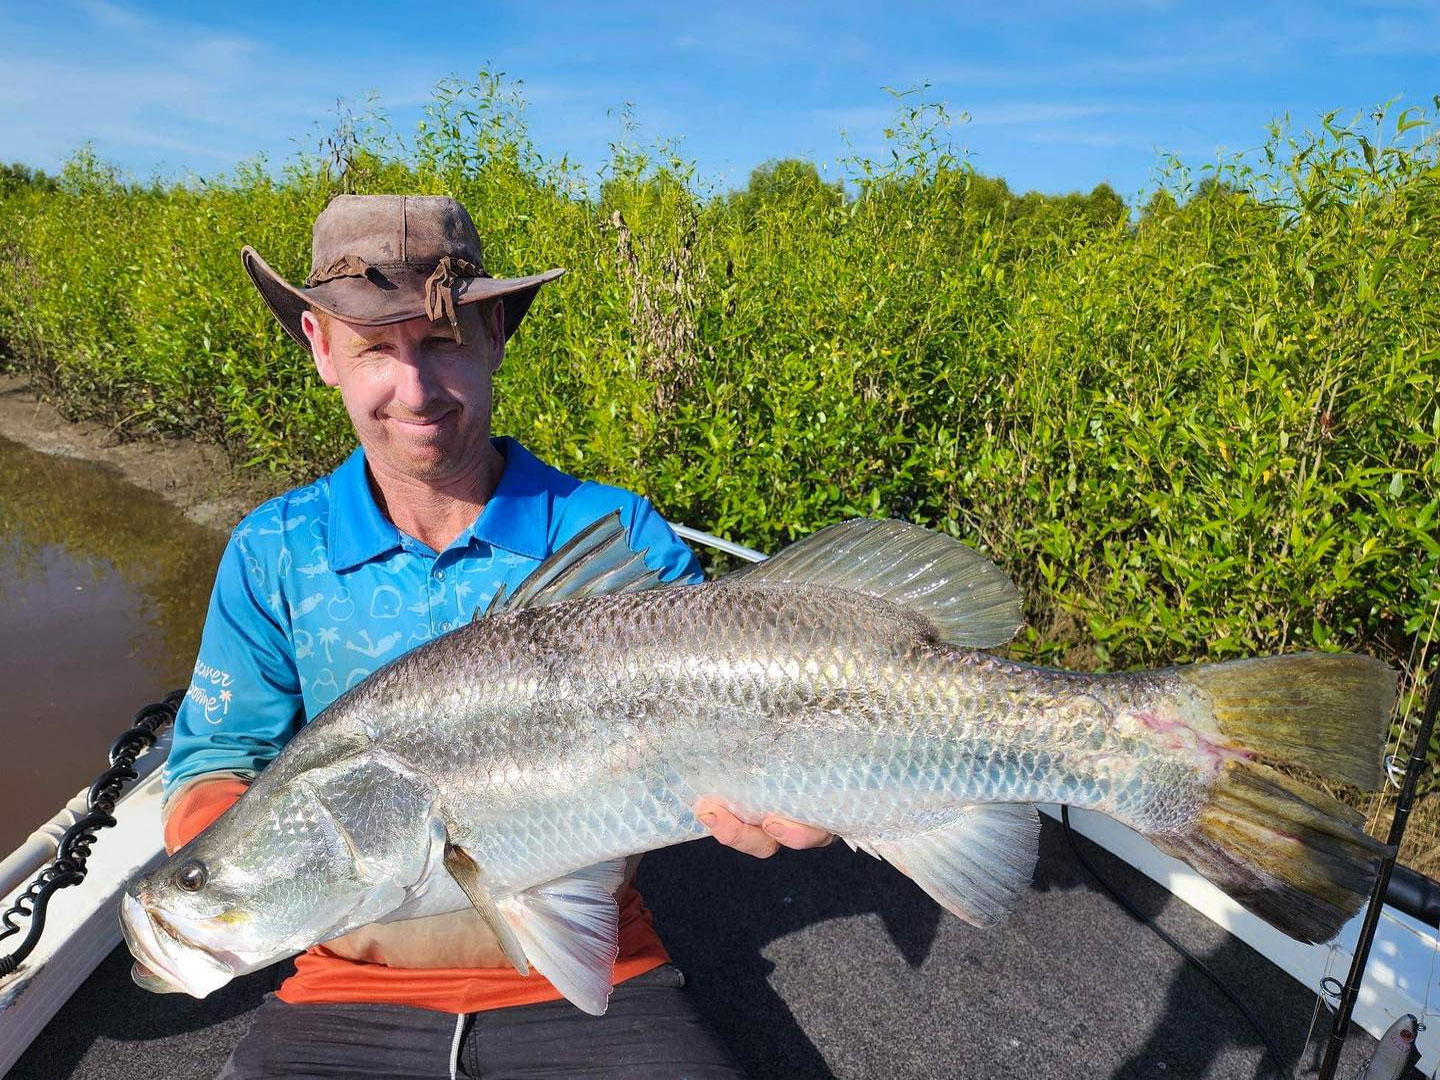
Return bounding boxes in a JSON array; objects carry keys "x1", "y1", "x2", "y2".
[
  {"x1": 124, "y1": 515, "x2": 1394, "y2": 1019},
  {"x1": 347, "y1": 582, "x2": 1203, "y2": 896}
]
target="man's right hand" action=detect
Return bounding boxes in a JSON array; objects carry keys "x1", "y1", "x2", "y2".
[{"x1": 695, "y1": 797, "x2": 834, "y2": 858}]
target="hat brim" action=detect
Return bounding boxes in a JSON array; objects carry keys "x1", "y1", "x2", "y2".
[{"x1": 241, "y1": 245, "x2": 566, "y2": 352}]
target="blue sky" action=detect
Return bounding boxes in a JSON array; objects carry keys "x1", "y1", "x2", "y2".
[{"x1": 2, "y1": 1, "x2": 1436, "y2": 202}]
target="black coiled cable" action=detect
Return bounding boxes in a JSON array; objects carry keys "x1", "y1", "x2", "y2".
[{"x1": 0, "y1": 690, "x2": 183, "y2": 978}]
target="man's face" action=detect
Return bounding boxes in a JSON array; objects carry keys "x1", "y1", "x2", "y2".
[{"x1": 301, "y1": 303, "x2": 504, "y2": 486}]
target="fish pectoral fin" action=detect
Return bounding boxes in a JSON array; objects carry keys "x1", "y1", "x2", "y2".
[
  {"x1": 497, "y1": 859, "x2": 627, "y2": 1016},
  {"x1": 442, "y1": 843, "x2": 531, "y2": 975},
  {"x1": 867, "y1": 804, "x2": 1041, "y2": 927}
]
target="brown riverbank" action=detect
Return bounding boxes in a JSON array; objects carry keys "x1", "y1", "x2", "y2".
[{"x1": 0, "y1": 375, "x2": 282, "y2": 534}]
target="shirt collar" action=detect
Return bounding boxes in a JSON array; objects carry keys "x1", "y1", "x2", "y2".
[
  {"x1": 463, "y1": 437, "x2": 551, "y2": 561},
  {"x1": 327, "y1": 446, "x2": 404, "y2": 573},
  {"x1": 327, "y1": 437, "x2": 552, "y2": 573}
]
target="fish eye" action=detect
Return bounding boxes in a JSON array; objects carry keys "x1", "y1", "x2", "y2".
[{"x1": 175, "y1": 860, "x2": 208, "y2": 892}]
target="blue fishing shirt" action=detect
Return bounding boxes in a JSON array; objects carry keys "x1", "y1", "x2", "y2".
[{"x1": 164, "y1": 437, "x2": 702, "y2": 796}]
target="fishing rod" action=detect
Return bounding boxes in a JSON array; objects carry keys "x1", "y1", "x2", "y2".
[{"x1": 1317, "y1": 656, "x2": 1438, "y2": 1080}]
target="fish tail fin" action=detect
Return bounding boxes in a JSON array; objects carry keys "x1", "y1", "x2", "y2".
[
  {"x1": 1151, "y1": 758, "x2": 1389, "y2": 943},
  {"x1": 1182, "y1": 652, "x2": 1395, "y2": 789},
  {"x1": 1150, "y1": 653, "x2": 1397, "y2": 943}
]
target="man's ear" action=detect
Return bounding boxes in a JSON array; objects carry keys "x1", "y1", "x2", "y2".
[
  {"x1": 488, "y1": 299, "x2": 506, "y2": 374},
  {"x1": 301, "y1": 310, "x2": 339, "y2": 387}
]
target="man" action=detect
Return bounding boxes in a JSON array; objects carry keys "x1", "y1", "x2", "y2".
[{"x1": 163, "y1": 194, "x2": 829, "y2": 1079}]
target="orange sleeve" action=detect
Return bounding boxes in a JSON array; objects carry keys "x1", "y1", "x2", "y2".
[{"x1": 162, "y1": 778, "x2": 251, "y2": 854}]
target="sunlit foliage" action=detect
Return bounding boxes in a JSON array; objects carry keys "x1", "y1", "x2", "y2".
[{"x1": 1, "y1": 79, "x2": 1436, "y2": 824}]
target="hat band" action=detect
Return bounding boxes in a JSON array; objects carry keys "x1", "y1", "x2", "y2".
[
  {"x1": 301, "y1": 253, "x2": 495, "y2": 342},
  {"x1": 306, "y1": 254, "x2": 377, "y2": 288}
]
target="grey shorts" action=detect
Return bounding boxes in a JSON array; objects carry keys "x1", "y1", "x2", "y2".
[{"x1": 217, "y1": 963, "x2": 746, "y2": 1079}]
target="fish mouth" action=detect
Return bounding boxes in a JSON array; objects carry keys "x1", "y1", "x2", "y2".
[{"x1": 120, "y1": 893, "x2": 239, "y2": 999}]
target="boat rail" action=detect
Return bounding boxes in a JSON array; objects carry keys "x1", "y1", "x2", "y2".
[
  {"x1": 0, "y1": 733, "x2": 171, "y2": 905},
  {"x1": 668, "y1": 524, "x2": 766, "y2": 565}
]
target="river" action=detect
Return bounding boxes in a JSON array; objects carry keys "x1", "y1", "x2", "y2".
[{"x1": 0, "y1": 434, "x2": 226, "y2": 854}]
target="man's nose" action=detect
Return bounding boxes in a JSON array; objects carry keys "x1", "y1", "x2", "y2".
[{"x1": 391, "y1": 351, "x2": 441, "y2": 408}]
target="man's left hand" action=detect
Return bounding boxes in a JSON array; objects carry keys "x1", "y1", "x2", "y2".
[{"x1": 695, "y1": 797, "x2": 834, "y2": 858}]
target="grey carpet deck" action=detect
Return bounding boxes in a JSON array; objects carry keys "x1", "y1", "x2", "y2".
[{"x1": 11, "y1": 820, "x2": 1421, "y2": 1079}]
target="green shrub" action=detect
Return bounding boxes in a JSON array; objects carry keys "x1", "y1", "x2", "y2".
[{"x1": 1, "y1": 81, "x2": 1436, "y2": 799}]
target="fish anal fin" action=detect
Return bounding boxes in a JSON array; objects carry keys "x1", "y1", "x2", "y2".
[
  {"x1": 721, "y1": 518, "x2": 1023, "y2": 648},
  {"x1": 442, "y1": 843, "x2": 530, "y2": 975},
  {"x1": 842, "y1": 835, "x2": 883, "y2": 860},
  {"x1": 868, "y1": 804, "x2": 1040, "y2": 927},
  {"x1": 497, "y1": 859, "x2": 626, "y2": 1016}
]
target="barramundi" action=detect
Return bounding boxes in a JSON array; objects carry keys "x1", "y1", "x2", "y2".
[{"x1": 122, "y1": 515, "x2": 1395, "y2": 1014}]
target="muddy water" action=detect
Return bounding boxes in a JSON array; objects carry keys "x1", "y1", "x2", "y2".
[{"x1": 0, "y1": 435, "x2": 228, "y2": 855}]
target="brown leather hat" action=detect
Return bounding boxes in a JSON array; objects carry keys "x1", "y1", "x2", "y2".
[{"x1": 242, "y1": 194, "x2": 565, "y2": 349}]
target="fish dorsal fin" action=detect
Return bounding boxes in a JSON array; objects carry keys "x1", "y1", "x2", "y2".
[
  {"x1": 723, "y1": 518, "x2": 1024, "y2": 648},
  {"x1": 497, "y1": 859, "x2": 627, "y2": 1016},
  {"x1": 480, "y1": 511, "x2": 668, "y2": 620},
  {"x1": 866, "y1": 804, "x2": 1041, "y2": 927}
]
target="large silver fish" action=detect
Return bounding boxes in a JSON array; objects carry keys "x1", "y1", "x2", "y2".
[{"x1": 122, "y1": 516, "x2": 1395, "y2": 1014}]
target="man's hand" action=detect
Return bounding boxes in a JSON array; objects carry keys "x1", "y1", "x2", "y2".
[{"x1": 695, "y1": 797, "x2": 833, "y2": 858}]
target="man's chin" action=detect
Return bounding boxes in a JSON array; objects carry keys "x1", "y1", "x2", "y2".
[
  {"x1": 396, "y1": 451, "x2": 464, "y2": 484},
  {"x1": 365, "y1": 429, "x2": 492, "y2": 486}
]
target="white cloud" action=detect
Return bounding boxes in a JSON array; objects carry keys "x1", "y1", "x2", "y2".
[
  {"x1": 814, "y1": 101, "x2": 1146, "y2": 134},
  {"x1": 967, "y1": 104, "x2": 1135, "y2": 126},
  {"x1": 1028, "y1": 130, "x2": 1128, "y2": 148},
  {"x1": 1331, "y1": 9, "x2": 1440, "y2": 55},
  {"x1": 71, "y1": 0, "x2": 145, "y2": 31},
  {"x1": 812, "y1": 105, "x2": 896, "y2": 133},
  {"x1": 0, "y1": 1, "x2": 385, "y2": 174}
]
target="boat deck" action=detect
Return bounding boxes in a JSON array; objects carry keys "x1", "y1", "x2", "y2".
[{"x1": 10, "y1": 820, "x2": 1422, "y2": 1079}]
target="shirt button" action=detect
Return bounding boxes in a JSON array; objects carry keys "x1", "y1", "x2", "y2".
[
  {"x1": 435, "y1": 569, "x2": 446, "y2": 581},
  {"x1": 441, "y1": 621, "x2": 453, "y2": 631}
]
